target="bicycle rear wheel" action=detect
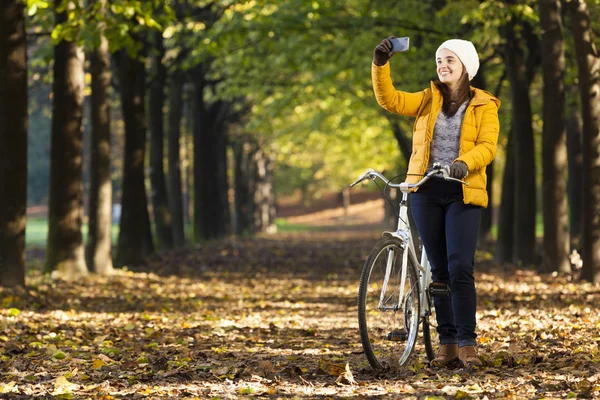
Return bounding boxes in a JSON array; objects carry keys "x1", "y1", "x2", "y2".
[
  {"x1": 422, "y1": 292, "x2": 438, "y2": 362},
  {"x1": 357, "y1": 236, "x2": 420, "y2": 370}
]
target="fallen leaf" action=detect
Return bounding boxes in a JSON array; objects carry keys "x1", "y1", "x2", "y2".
[{"x1": 335, "y1": 363, "x2": 357, "y2": 386}]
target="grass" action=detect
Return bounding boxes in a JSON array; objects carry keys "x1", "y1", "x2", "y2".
[
  {"x1": 26, "y1": 213, "x2": 544, "y2": 247},
  {"x1": 26, "y1": 218, "x2": 119, "y2": 247},
  {"x1": 273, "y1": 218, "x2": 324, "y2": 232},
  {"x1": 26, "y1": 218, "x2": 50, "y2": 246},
  {"x1": 26, "y1": 218, "x2": 318, "y2": 247}
]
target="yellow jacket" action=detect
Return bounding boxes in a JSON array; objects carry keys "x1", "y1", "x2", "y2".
[{"x1": 372, "y1": 62, "x2": 501, "y2": 208}]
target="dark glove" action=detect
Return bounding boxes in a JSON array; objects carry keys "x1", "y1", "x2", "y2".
[
  {"x1": 449, "y1": 161, "x2": 468, "y2": 179},
  {"x1": 373, "y1": 36, "x2": 394, "y2": 66}
]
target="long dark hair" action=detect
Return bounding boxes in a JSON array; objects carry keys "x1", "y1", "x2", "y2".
[{"x1": 436, "y1": 69, "x2": 472, "y2": 117}]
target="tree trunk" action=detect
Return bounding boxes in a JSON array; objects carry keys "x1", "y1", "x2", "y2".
[
  {"x1": 339, "y1": 187, "x2": 350, "y2": 218},
  {"x1": 253, "y1": 148, "x2": 276, "y2": 233},
  {"x1": 539, "y1": 0, "x2": 570, "y2": 273},
  {"x1": 184, "y1": 91, "x2": 193, "y2": 225},
  {"x1": 387, "y1": 120, "x2": 411, "y2": 231},
  {"x1": 192, "y1": 69, "x2": 230, "y2": 241},
  {"x1": 566, "y1": 111, "x2": 583, "y2": 250},
  {"x1": 384, "y1": 186, "x2": 399, "y2": 230},
  {"x1": 233, "y1": 139, "x2": 256, "y2": 235},
  {"x1": 0, "y1": 0, "x2": 27, "y2": 286},
  {"x1": 44, "y1": 0, "x2": 88, "y2": 278},
  {"x1": 86, "y1": 0, "x2": 113, "y2": 276},
  {"x1": 181, "y1": 85, "x2": 194, "y2": 226},
  {"x1": 149, "y1": 31, "x2": 173, "y2": 250},
  {"x1": 567, "y1": 0, "x2": 600, "y2": 282},
  {"x1": 167, "y1": 71, "x2": 185, "y2": 247},
  {"x1": 388, "y1": 118, "x2": 412, "y2": 163},
  {"x1": 495, "y1": 129, "x2": 515, "y2": 263},
  {"x1": 116, "y1": 48, "x2": 154, "y2": 267},
  {"x1": 503, "y1": 14, "x2": 537, "y2": 265},
  {"x1": 216, "y1": 105, "x2": 231, "y2": 235}
]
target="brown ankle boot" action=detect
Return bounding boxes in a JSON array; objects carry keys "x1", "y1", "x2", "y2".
[
  {"x1": 431, "y1": 343, "x2": 458, "y2": 367},
  {"x1": 458, "y1": 345, "x2": 483, "y2": 368}
]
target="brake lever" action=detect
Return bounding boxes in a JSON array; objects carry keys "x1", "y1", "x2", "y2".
[
  {"x1": 446, "y1": 177, "x2": 469, "y2": 186},
  {"x1": 349, "y1": 169, "x2": 375, "y2": 187},
  {"x1": 434, "y1": 163, "x2": 468, "y2": 186}
]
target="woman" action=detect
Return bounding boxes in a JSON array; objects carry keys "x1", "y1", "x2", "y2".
[{"x1": 371, "y1": 37, "x2": 500, "y2": 368}]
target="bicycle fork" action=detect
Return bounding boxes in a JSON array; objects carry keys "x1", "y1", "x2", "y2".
[
  {"x1": 378, "y1": 243, "x2": 410, "y2": 311},
  {"x1": 379, "y1": 197, "x2": 413, "y2": 311},
  {"x1": 379, "y1": 243, "x2": 434, "y2": 318}
]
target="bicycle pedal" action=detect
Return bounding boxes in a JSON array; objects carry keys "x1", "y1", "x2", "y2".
[
  {"x1": 387, "y1": 329, "x2": 408, "y2": 342},
  {"x1": 428, "y1": 282, "x2": 451, "y2": 298}
]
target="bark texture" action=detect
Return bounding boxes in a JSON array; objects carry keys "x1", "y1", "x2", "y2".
[
  {"x1": 149, "y1": 31, "x2": 173, "y2": 250},
  {"x1": 503, "y1": 11, "x2": 538, "y2": 265},
  {"x1": 567, "y1": 0, "x2": 600, "y2": 282},
  {"x1": 540, "y1": 0, "x2": 570, "y2": 273},
  {"x1": 44, "y1": 0, "x2": 88, "y2": 278},
  {"x1": 116, "y1": 48, "x2": 154, "y2": 267},
  {"x1": 0, "y1": 0, "x2": 28, "y2": 286},
  {"x1": 86, "y1": 0, "x2": 114, "y2": 275},
  {"x1": 167, "y1": 72, "x2": 186, "y2": 247}
]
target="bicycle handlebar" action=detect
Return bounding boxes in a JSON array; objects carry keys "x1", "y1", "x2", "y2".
[{"x1": 349, "y1": 163, "x2": 468, "y2": 192}]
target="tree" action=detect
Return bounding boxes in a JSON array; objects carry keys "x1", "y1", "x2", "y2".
[
  {"x1": 495, "y1": 129, "x2": 516, "y2": 263},
  {"x1": 204, "y1": 0, "x2": 440, "y2": 202},
  {"x1": 502, "y1": 3, "x2": 538, "y2": 265},
  {"x1": 567, "y1": 0, "x2": 600, "y2": 282},
  {"x1": 0, "y1": 0, "x2": 28, "y2": 286},
  {"x1": 539, "y1": 0, "x2": 570, "y2": 273},
  {"x1": 252, "y1": 146, "x2": 276, "y2": 233},
  {"x1": 86, "y1": 0, "x2": 114, "y2": 275},
  {"x1": 191, "y1": 69, "x2": 231, "y2": 241},
  {"x1": 167, "y1": 71, "x2": 186, "y2": 247},
  {"x1": 116, "y1": 47, "x2": 154, "y2": 266},
  {"x1": 233, "y1": 137, "x2": 256, "y2": 235},
  {"x1": 566, "y1": 109, "x2": 583, "y2": 249},
  {"x1": 44, "y1": 0, "x2": 88, "y2": 278},
  {"x1": 149, "y1": 31, "x2": 173, "y2": 249}
]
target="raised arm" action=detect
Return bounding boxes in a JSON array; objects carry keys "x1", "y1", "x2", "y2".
[
  {"x1": 371, "y1": 38, "x2": 425, "y2": 117},
  {"x1": 372, "y1": 62, "x2": 426, "y2": 117}
]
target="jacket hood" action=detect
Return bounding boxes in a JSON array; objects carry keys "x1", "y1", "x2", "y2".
[{"x1": 471, "y1": 87, "x2": 501, "y2": 108}]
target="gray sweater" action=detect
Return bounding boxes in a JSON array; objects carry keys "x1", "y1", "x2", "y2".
[{"x1": 426, "y1": 102, "x2": 468, "y2": 172}]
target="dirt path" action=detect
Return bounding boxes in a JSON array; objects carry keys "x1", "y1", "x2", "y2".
[{"x1": 2, "y1": 230, "x2": 600, "y2": 398}]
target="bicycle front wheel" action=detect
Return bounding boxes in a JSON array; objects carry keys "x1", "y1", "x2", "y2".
[{"x1": 357, "y1": 236, "x2": 420, "y2": 370}]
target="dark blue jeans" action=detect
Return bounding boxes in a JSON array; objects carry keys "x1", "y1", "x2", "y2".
[{"x1": 410, "y1": 177, "x2": 481, "y2": 348}]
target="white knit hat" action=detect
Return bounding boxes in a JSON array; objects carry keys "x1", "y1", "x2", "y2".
[{"x1": 435, "y1": 39, "x2": 480, "y2": 81}]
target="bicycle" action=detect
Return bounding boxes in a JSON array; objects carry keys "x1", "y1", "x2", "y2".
[{"x1": 350, "y1": 163, "x2": 467, "y2": 370}]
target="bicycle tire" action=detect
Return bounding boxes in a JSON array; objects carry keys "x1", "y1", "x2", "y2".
[
  {"x1": 422, "y1": 287, "x2": 441, "y2": 362},
  {"x1": 357, "y1": 236, "x2": 420, "y2": 370},
  {"x1": 422, "y1": 308, "x2": 436, "y2": 361}
]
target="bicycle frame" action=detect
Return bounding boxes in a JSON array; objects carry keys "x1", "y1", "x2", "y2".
[
  {"x1": 351, "y1": 164, "x2": 466, "y2": 321},
  {"x1": 380, "y1": 190, "x2": 432, "y2": 320}
]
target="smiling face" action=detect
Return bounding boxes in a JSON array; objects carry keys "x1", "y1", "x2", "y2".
[{"x1": 436, "y1": 48, "x2": 465, "y2": 90}]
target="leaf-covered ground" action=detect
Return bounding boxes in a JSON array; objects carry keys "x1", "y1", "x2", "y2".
[{"x1": 2, "y1": 229, "x2": 600, "y2": 399}]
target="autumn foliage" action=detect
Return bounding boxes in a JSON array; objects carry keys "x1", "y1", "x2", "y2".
[{"x1": 1, "y1": 231, "x2": 599, "y2": 398}]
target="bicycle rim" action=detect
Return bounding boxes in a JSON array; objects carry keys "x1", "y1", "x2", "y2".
[{"x1": 357, "y1": 237, "x2": 420, "y2": 370}]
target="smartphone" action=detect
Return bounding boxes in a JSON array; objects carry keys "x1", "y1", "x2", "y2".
[{"x1": 390, "y1": 37, "x2": 410, "y2": 53}]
